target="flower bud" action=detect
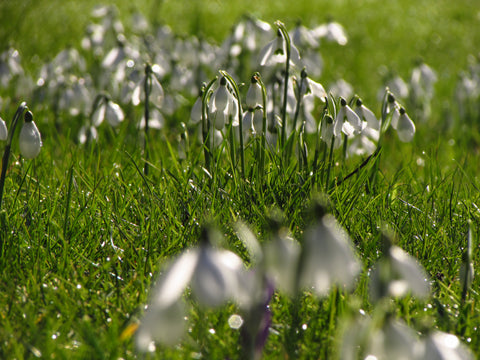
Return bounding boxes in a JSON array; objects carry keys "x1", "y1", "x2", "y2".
[{"x1": 19, "y1": 111, "x2": 42, "y2": 159}]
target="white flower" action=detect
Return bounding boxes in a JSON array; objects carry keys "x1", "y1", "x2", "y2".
[
  {"x1": 259, "y1": 30, "x2": 302, "y2": 68},
  {"x1": 0, "y1": 117, "x2": 7, "y2": 141},
  {"x1": 370, "y1": 237, "x2": 430, "y2": 302},
  {"x1": 366, "y1": 318, "x2": 423, "y2": 360},
  {"x1": 355, "y1": 98, "x2": 380, "y2": 131},
  {"x1": 19, "y1": 112, "x2": 42, "y2": 159},
  {"x1": 299, "y1": 214, "x2": 361, "y2": 296},
  {"x1": 136, "y1": 232, "x2": 249, "y2": 350},
  {"x1": 334, "y1": 98, "x2": 362, "y2": 137},
  {"x1": 312, "y1": 21, "x2": 348, "y2": 45},
  {"x1": 105, "y1": 100, "x2": 124, "y2": 127},
  {"x1": 132, "y1": 66, "x2": 164, "y2": 108},
  {"x1": 396, "y1": 107, "x2": 415, "y2": 142},
  {"x1": 421, "y1": 331, "x2": 474, "y2": 360},
  {"x1": 190, "y1": 95, "x2": 203, "y2": 124},
  {"x1": 246, "y1": 76, "x2": 263, "y2": 109},
  {"x1": 92, "y1": 97, "x2": 124, "y2": 127},
  {"x1": 78, "y1": 125, "x2": 98, "y2": 144},
  {"x1": 263, "y1": 228, "x2": 301, "y2": 296}
]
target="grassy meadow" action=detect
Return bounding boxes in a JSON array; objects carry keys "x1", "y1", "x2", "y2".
[{"x1": 1, "y1": 0, "x2": 480, "y2": 359}]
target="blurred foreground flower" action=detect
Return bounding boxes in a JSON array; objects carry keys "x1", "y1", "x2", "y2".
[
  {"x1": 369, "y1": 233, "x2": 430, "y2": 302},
  {"x1": 299, "y1": 209, "x2": 361, "y2": 296},
  {"x1": 136, "y1": 226, "x2": 250, "y2": 351}
]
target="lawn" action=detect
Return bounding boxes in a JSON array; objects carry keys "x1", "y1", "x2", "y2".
[{"x1": 0, "y1": 0, "x2": 480, "y2": 359}]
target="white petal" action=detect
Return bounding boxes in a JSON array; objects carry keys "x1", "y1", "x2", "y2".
[
  {"x1": 396, "y1": 113, "x2": 416, "y2": 142},
  {"x1": 19, "y1": 121, "x2": 42, "y2": 159},
  {"x1": 92, "y1": 103, "x2": 106, "y2": 127},
  {"x1": 152, "y1": 249, "x2": 199, "y2": 308},
  {"x1": 0, "y1": 118, "x2": 7, "y2": 141},
  {"x1": 390, "y1": 246, "x2": 430, "y2": 297},
  {"x1": 136, "y1": 299, "x2": 187, "y2": 349},
  {"x1": 422, "y1": 331, "x2": 474, "y2": 360},
  {"x1": 190, "y1": 96, "x2": 203, "y2": 124},
  {"x1": 191, "y1": 247, "x2": 245, "y2": 307},
  {"x1": 300, "y1": 215, "x2": 360, "y2": 296},
  {"x1": 264, "y1": 234, "x2": 301, "y2": 295},
  {"x1": 105, "y1": 101, "x2": 124, "y2": 127}
]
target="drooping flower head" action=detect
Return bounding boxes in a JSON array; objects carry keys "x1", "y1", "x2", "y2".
[{"x1": 19, "y1": 111, "x2": 42, "y2": 159}]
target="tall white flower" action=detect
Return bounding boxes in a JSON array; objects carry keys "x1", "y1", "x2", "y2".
[
  {"x1": 19, "y1": 111, "x2": 42, "y2": 159},
  {"x1": 0, "y1": 116, "x2": 7, "y2": 141},
  {"x1": 246, "y1": 75, "x2": 263, "y2": 110},
  {"x1": 92, "y1": 97, "x2": 124, "y2": 127},
  {"x1": 334, "y1": 97, "x2": 362, "y2": 137},
  {"x1": 421, "y1": 331, "x2": 474, "y2": 360},
  {"x1": 370, "y1": 235, "x2": 430, "y2": 302},
  {"x1": 396, "y1": 107, "x2": 415, "y2": 142},
  {"x1": 136, "y1": 227, "x2": 249, "y2": 351},
  {"x1": 299, "y1": 207, "x2": 361, "y2": 296},
  {"x1": 355, "y1": 98, "x2": 380, "y2": 131}
]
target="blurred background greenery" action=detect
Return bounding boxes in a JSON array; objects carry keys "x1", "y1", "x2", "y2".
[{"x1": 0, "y1": 0, "x2": 479, "y2": 103}]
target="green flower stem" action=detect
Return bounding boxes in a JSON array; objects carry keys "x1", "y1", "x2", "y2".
[
  {"x1": 275, "y1": 21, "x2": 292, "y2": 153},
  {"x1": 0, "y1": 102, "x2": 28, "y2": 210},
  {"x1": 201, "y1": 78, "x2": 218, "y2": 173},
  {"x1": 220, "y1": 70, "x2": 245, "y2": 179},
  {"x1": 325, "y1": 135, "x2": 336, "y2": 193},
  {"x1": 144, "y1": 63, "x2": 152, "y2": 175},
  {"x1": 254, "y1": 72, "x2": 268, "y2": 185}
]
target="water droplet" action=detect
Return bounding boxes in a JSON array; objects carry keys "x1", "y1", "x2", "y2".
[
  {"x1": 228, "y1": 314, "x2": 243, "y2": 329},
  {"x1": 302, "y1": 324, "x2": 307, "y2": 330},
  {"x1": 209, "y1": 328, "x2": 216, "y2": 335}
]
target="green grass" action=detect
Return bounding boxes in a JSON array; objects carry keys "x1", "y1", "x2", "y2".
[{"x1": 1, "y1": 0, "x2": 480, "y2": 359}]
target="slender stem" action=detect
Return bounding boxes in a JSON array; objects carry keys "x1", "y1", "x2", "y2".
[
  {"x1": 0, "y1": 102, "x2": 27, "y2": 209},
  {"x1": 255, "y1": 73, "x2": 268, "y2": 185},
  {"x1": 220, "y1": 71, "x2": 245, "y2": 179},
  {"x1": 144, "y1": 64, "x2": 152, "y2": 175},
  {"x1": 202, "y1": 78, "x2": 218, "y2": 173},
  {"x1": 325, "y1": 135, "x2": 336, "y2": 193},
  {"x1": 278, "y1": 24, "x2": 291, "y2": 151}
]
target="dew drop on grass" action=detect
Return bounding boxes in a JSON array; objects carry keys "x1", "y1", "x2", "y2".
[
  {"x1": 228, "y1": 314, "x2": 243, "y2": 329},
  {"x1": 209, "y1": 328, "x2": 216, "y2": 335},
  {"x1": 302, "y1": 324, "x2": 307, "y2": 330}
]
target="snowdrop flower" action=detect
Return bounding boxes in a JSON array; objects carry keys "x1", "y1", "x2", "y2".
[
  {"x1": 365, "y1": 317, "x2": 423, "y2": 360},
  {"x1": 263, "y1": 225, "x2": 301, "y2": 296},
  {"x1": 19, "y1": 111, "x2": 42, "y2": 159},
  {"x1": 0, "y1": 116, "x2": 7, "y2": 141},
  {"x1": 78, "y1": 125, "x2": 98, "y2": 144},
  {"x1": 329, "y1": 79, "x2": 354, "y2": 100},
  {"x1": 242, "y1": 109, "x2": 263, "y2": 142},
  {"x1": 370, "y1": 234, "x2": 430, "y2": 302},
  {"x1": 259, "y1": 29, "x2": 301, "y2": 68},
  {"x1": 421, "y1": 331, "x2": 474, "y2": 360},
  {"x1": 312, "y1": 20, "x2": 348, "y2": 45},
  {"x1": 334, "y1": 97, "x2": 362, "y2": 137},
  {"x1": 92, "y1": 96, "x2": 124, "y2": 127},
  {"x1": 299, "y1": 203, "x2": 361, "y2": 296},
  {"x1": 291, "y1": 23, "x2": 319, "y2": 49},
  {"x1": 246, "y1": 75, "x2": 264, "y2": 109},
  {"x1": 320, "y1": 114, "x2": 342, "y2": 149},
  {"x1": 396, "y1": 107, "x2": 415, "y2": 142},
  {"x1": 132, "y1": 64, "x2": 164, "y2": 108},
  {"x1": 385, "y1": 75, "x2": 409, "y2": 100},
  {"x1": 136, "y1": 227, "x2": 250, "y2": 350},
  {"x1": 355, "y1": 98, "x2": 380, "y2": 131},
  {"x1": 410, "y1": 61, "x2": 437, "y2": 100},
  {"x1": 190, "y1": 94, "x2": 203, "y2": 125},
  {"x1": 209, "y1": 77, "x2": 235, "y2": 130}
]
